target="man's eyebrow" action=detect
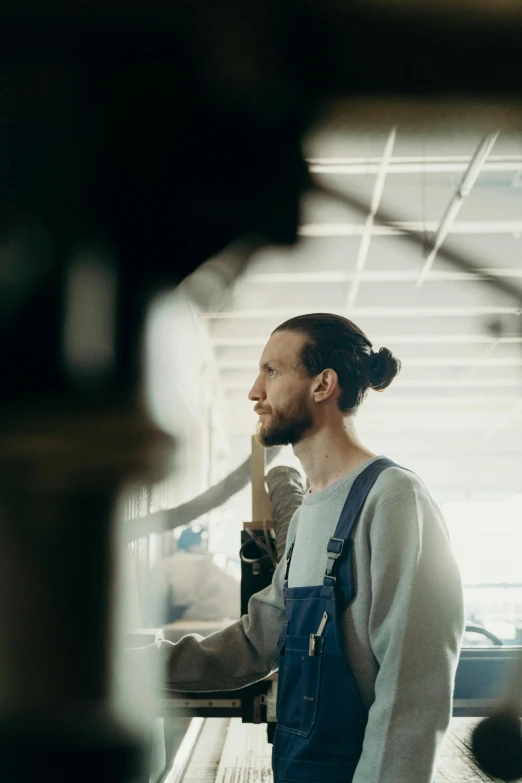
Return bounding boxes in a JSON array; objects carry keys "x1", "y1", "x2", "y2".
[{"x1": 260, "y1": 361, "x2": 281, "y2": 371}]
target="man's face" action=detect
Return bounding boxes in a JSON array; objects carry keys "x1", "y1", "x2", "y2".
[{"x1": 248, "y1": 330, "x2": 314, "y2": 447}]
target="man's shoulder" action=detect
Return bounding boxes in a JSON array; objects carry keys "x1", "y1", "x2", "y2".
[{"x1": 369, "y1": 463, "x2": 433, "y2": 506}]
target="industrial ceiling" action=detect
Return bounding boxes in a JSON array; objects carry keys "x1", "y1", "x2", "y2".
[{"x1": 196, "y1": 128, "x2": 522, "y2": 499}]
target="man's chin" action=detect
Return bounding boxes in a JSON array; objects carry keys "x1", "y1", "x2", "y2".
[
  {"x1": 255, "y1": 424, "x2": 290, "y2": 448},
  {"x1": 254, "y1": 426, "x2": 273, "y2": 448}
]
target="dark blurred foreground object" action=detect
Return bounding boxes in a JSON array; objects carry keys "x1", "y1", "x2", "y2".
[
  {"x1": 3, "y1": 0, "x2": 522, "y2": 399},
  {"x1": 2, "y1": 2, "x2": 522, "y2": 782},
  {"x1": 471, "y1": 711, "x2": 522, "y2": 782},
  {"x1": 470, "y1": 649, "x2": 522, "y2": 781}
]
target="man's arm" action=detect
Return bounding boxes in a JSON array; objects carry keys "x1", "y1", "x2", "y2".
[
  {"x1": 125, "y1": 528, "x2": 293, "y2": 692},
  {"x1": 353, "y1": 490, "x2": 465, "y2": 783}
]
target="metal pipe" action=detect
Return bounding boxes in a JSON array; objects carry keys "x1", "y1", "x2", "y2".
[
  {"x1": 345, "y1": 128, "x2": 396, "y2": 309},
  {"x1": 416, "y1": 132, "x2": 500, "y2": 287}
]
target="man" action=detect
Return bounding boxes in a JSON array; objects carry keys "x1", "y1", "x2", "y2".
[
  {"x1": 147, "y1": 527, "x2": 240, "y2": 624},
  {"x1": 128, "y1": 312, "x2": 464, "y2": 783}
]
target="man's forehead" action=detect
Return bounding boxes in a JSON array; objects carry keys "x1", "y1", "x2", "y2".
[{"x1": 260, "y1": 330, "x2": 304, "y2": 366}]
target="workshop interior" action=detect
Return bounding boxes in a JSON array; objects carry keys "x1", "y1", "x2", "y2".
[{"x1": 1, "y1": 2, "x2": 522, "y2": 782}]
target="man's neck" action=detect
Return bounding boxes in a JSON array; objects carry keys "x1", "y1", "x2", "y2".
[{"x1": 293, "y1": 419, "x2": 376, "y2": 493}]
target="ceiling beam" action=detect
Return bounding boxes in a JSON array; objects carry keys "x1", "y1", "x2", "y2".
[
  {"x1": 200, "y1": 305, "x2": 522, "y2": 319},
  {"x1": 241, "y1": 269, "x2": 522, "y2": 284},
  {"x1": 211, "y1": 335, "x2": 522, "y2": 346},
  {"x1": 307, "y1": 155, "x2": 522, "y2": 175},
  {"x1": 481, "y1": 399, "x2": 522, "y2": 443},
  {"x1": 299, "y1": 219, "x2": 522, "y2": 237},
  {"x1": 457, "y1": 338, "x2": 501, "y2": 385}
]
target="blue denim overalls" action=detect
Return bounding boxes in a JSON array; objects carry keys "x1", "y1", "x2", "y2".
[{"x1": 272, "y1": 458, "x2": 399, "y2": 783}]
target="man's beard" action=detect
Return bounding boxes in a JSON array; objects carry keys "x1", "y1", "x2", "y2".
[{"x1": 255, "y1": 394, "x2": 313, "y2": 447}]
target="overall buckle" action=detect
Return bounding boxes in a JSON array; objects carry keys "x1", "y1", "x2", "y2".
[{"x1": 325, "y1": 537, "x2": 344, "y2": 576}]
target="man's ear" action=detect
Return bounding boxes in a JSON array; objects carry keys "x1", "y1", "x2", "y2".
[{"x1": 312, "y1": 369, "x2": 339, "y2": 403}]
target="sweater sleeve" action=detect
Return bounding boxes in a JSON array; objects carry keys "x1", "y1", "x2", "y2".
[
  {"x1": 124, "y1": 519, "x2": 297, "y2": 692},
  {"x1": 353, "y1": 490, "x2": 465, "y2": 783}
]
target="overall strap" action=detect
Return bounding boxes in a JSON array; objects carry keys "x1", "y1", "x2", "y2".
[
  {"x1": 324, "y1": 458, "x2": 400, "y2": 584},
  {"x1": 284, "y1": 542, "x2": 295, "y2": 584}
]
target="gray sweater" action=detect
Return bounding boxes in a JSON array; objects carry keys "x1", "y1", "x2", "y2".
[{"x1": 128, "y1": 456, "x2": 465, "y2": 783}]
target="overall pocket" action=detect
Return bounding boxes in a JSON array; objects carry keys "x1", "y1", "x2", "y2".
[{"x1": 276, "y1": 634, "x2": 323, "y2": 737}]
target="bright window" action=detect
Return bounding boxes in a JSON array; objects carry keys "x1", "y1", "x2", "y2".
[{"x1": 443, "y1": 496, "x2": 522, "y2": 646}]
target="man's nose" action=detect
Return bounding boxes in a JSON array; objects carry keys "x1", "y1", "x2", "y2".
[{"x1": 248, "y1": 376, "x2": 264, "y2": 402}]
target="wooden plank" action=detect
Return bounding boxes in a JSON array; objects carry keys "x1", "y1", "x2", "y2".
[
  {"x1": 215, "y1": 719, "x2": 272, "y2": 783},
  {"x1": 250, "y1": 436, "x2": 272, "y2": 522}
]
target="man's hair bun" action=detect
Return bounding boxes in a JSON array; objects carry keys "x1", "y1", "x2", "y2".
[
  {"x1": 370, "y1": 347, "x2": 401, "y2": 391},
  {"x1": 273, "y1": 313, "x2": 402, "y2": 414}
]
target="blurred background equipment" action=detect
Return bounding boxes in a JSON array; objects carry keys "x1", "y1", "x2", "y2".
[
  {"x1": 266, "y1": 467, "x2": 307, "y2": 562},
  {"x1": 147, "y1": 526, "x2": 240, "y2": 625}
]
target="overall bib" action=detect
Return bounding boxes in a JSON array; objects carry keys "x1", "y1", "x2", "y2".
[{"x1": 272, "y1": 458, "x2": 399, "y2": 783}]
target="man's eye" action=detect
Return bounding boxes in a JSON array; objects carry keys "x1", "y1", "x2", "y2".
[{"x1": 268, "y1": 368, "x2": 277, "y2": 377}]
